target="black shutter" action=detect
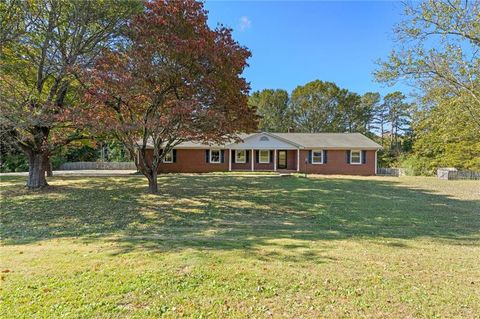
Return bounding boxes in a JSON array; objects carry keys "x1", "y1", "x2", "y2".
[
  {"x1": 270, "y1": 150, "x2": 274, "y2": 163},
  {"x1": 362, "y1": 150, "x2": 367, "y2": 164},
  {"x1": 308, "y1": 150, "x2": 312, "y2": 164},
  {"x1": 221, "y1": 150, "x2": 225, "y2": 163},
  {"x1": 246, "y1": 150, "x2": 249, "y2": 163},
  {"x1": 205, "y1": 150, "x2": 210, "y2": 163},
  {"x1": 346, "y1": 150, "x2": 351, "y2": 164},
  {"x1": 173, "y1": 149, "x2": 177, "y2": 163},
  {"x1": 323, "y1": 150, "x2": 328, "y2": 164},
  {"x1": 256, "y1": 150, "x2": 259, "y2": 163}
]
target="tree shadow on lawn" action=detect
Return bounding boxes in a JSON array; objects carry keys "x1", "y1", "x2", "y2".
[{"x1": 1, "y1": 175, "x2": 479, "y2": 261}]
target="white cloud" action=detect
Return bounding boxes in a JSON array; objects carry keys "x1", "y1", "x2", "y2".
[{"x1": 238, "y1": 16, "x2": 252, "y2": 31}]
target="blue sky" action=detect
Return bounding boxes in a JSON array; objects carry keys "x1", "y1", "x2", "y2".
[{"x1": 204, "y1": 1, "x2": 409, "y2": 96}]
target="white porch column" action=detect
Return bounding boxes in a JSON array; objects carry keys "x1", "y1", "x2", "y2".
[
  {"x1": 297, "y1": 148, "x2": 300, "y2": 172},
  {"x1": 273, "y1": 149, "x2": 277, "y2": 171},
  {"x1": 375, "y1": 150, "x2": 378, "y2": 175},
  {"x1": 251, "y1": 149, "x2": 254, "y2": 171},
  {"x1": 228, "y1": 149, "x2": 232, "y2": 171}
]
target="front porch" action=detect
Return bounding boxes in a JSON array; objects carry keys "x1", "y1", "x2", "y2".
[
  {"x1": 228, "y1": 149, "x2": 301, "y2": 172},
  {"x1": 225, "y1": 132, "x2": 303, "y2": 172}
]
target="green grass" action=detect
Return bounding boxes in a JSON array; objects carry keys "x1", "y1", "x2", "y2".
[{"x1": 1, "y1": 174, "x2": 479, "y2": 318}]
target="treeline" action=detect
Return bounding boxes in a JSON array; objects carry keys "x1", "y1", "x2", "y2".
[
  {"x1": 375, "y1": 0, "x2": 480, "y2": 174},
  {"x1": 251, "y1": 0, "x2": 480, "y2": 174},
  {"x1": 0, "y1": 138, "x2": 131, "y2": 173},
  {"x1": 249, "y1": 81, "x2": 412, "y2": 167}
]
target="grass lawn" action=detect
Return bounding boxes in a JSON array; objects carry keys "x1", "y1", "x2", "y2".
[{"x1": 1, "y1": 174, "x2": 479, "y2": 318}]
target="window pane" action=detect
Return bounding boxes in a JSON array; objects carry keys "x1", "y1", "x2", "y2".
[
  {"x1": 312, "y1": 151, "x2": 323, "y2": 163},
  {"x1": 351, "y1": 151, "x2": 361, "y2": 163},
  {"x1": 259, "y1": 150, "x2": 269, "y2": 163},
  {"x1": 211, "y1": 150, "x2": 220, "y2": 162},
  {"x1": 236, "y1": 150, "x2": 245, "y2": 162},
  {"x1": 163, "y1": 150, "x2": 173, "y2": 162}
]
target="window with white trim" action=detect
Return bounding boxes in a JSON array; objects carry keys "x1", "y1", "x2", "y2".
[
  {"x1": 312, "y1": 150, "x2": 323, "y2": 164},
  {"x1": 210, "y1": 149, "x2": 221, "y2": 163},
  {"x1": 163, "y1": 150, "x2": 173, "y2": 163},
  {"x1": 235, "y1": 150, "x2": 246, "y2": 163},
  {"x1": 259, "y1": 150, "x2": 270, "y2": 163},
  {"x1": 350, "y1": 150, "x2": 361, "y2": 164}
]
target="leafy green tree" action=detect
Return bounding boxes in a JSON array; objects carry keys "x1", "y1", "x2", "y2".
[
  {"x1": 290, "y1": 80, "x2": 379, "y2": 134},
  {"x1": 290, "y1": 80, "x2": 350, "y2": 132},
  {"x1": 0, "y1": 0, "x2": 27, "y2": 46},
  {"x1": 369, "y1": 92, "x2": 412, "y2": 167},
  {"x1": 372, "y1": 97, "x2": 389, "y2": 144},
  {"x1": 341, "y1": 92, "x2": 380, "y2": 134},
  {"x1": 249, "y1": 89, "x2": 291, "y2": 132},
  {"x1": 384, "y1": 92, "x2": 411, "y2": 154},
  {"x1": 406, "y1": 91, "x2": 480, "y2": 173},
  {"x1": 375, "y1": 0, "x2": 479, "y2": 172},
  {"x1": 361, "y1": 92, "x2": 381, "y2": 134},
  {"x1": 375, "y1": 0, "x2": 480, "y2": 129},
  {"x1": 105, "y1": 141, "x2": 132, "y2": 162},
  {"x1": 0, "y1": 0, "x2": 139, "y2": 188},
  {"x1": 339, "y1": 92, "x2": 361, "y2": 133}
]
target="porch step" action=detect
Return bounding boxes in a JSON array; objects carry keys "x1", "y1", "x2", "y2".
[{"x1": 278, "y1": 173, "x2": 294, "y2": 177}]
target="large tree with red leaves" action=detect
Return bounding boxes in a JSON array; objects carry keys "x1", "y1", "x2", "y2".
[{"x1": 84, "y1": 0, "x2": 257, "y2": 193}]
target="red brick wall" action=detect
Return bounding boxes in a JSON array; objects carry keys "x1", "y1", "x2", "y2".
[
  {"x1": 254, "y1": 162, "x2": 274, "y2": 170},
  {"x1": 139, "y1": 148, "x2": 376, "y2": 175},
  {"x1": 286, "y1": 150, "x2": 297, "y2": 170},
  {"x1": 142, "y1": 149, "x2": 229, "y2": 173},
  {"x1": 298, "y1": 150, "x2": 376, "y2": 175}
]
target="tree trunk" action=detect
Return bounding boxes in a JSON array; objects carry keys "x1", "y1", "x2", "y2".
[
  {"x1": 44, "y1": 155, "x2": 53, "y2": 177},
  {"x1": 141, "y1": 168, "x2": 158, "y2": 194},
  {"x1": 27, "y1": 151, "x2": 48, "y2": 189},
  {"x1": 146, "y1": 170, "x2": 158, "y2": 194},
  {"x1": 136, "y1": 147, "x2": 159, "y2": 194}
]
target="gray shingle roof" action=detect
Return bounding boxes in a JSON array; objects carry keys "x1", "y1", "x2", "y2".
[
  {"x1": 142, "y1": 132, "x2": 381, "y2": 149},
  {"x1": 270, "y1": 133, "x2": 382, "y2": 149}
]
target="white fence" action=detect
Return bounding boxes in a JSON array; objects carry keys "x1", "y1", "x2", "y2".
[
  {"x1": 376, "y1": 167, "x2": 400, "y2": 177},
  {"x1": 437, "y1": 168, "x2": 480, "y2": 180},
  {"x1": 59, "y1": 162, "x2": 136, "y2": 170}
]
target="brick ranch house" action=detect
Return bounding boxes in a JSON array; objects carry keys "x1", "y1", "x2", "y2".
[{"x1": 138, "y1": 132, "x2": 382, "y2": 175}]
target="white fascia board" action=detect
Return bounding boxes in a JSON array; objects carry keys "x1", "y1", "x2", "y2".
[
  {"x1": 312, "y1": 147, "x2": 382, "y2": 150},
  {"x1": 226, "y1": 132, "x2": 303, "y2": 149}
]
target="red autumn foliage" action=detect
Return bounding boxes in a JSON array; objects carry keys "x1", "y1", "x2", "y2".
[{"x1": 83, "y1": 0, "x2": 258, "y2": 193}]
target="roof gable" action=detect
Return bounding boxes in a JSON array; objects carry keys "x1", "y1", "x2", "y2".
[{"x1": 226, "y1": 132, "x2": 300, "y2": 149}]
